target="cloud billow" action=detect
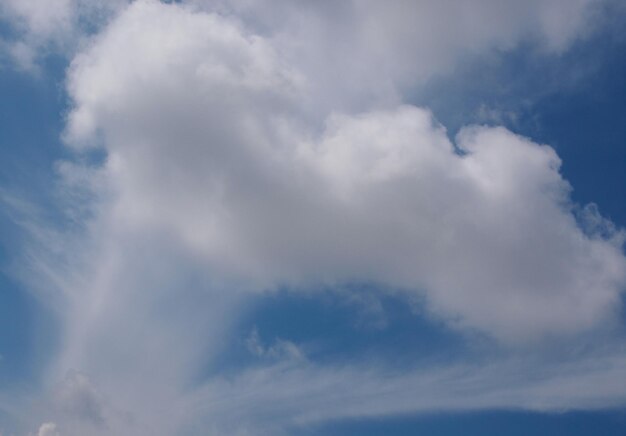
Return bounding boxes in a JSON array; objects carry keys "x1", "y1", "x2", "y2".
[{"x1": 64, "y1": 0, "x2": 625, "y2": 343}]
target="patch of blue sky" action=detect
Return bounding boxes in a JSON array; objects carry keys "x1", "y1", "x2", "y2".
[
  {"x1": 0, "y1": 272, "x2": 33, "y2": 386},
  {"x1": 301, "y1": 410, "x2": 626, "y2": 436},
  {"x1": 205, "y1": 286, "x2": 468, "y2": 380},
  {"x1": 0, "y1": 268, "x2": 58, "y2": 387},
  {"x1": 0, "y1": 57, "x2": 66, "y2": 195},
  {"x1": 0, "y1": 39, "x2": 67, "y2": 390}
]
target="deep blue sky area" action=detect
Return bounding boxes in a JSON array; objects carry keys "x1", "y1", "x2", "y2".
[
  {"x1": 0, "y1": 54, "x2": 66, "y2": 390},
  {"x1": 205, "y1": 288, "x2": 465, "y2": 380},
  {"x1": 0, "y1": 55, "x2": 67, "y2": 195},
  {"x1": 0, "y1": 2, "x2": 625, "y2": 434},
  {"x1": 305, "y1": 410, "x2": 626, "y2": 436}
]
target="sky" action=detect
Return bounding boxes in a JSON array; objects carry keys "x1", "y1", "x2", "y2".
[{"x1": 0, "y1": 1, "x2": 625, "y2": 435}]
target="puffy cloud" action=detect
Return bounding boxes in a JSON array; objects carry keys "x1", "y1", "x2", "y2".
[
  {"x1": 0, "y1": 0, "x2": 128, "y2": 40},
  {"x1": 192, "y1": 0, "x2": 603, "y2": 114},
  {"x1": 246, "y1": 328, "x2": 305, "y2": 362},
  {"x1": 208, "y1": 0, "x2": 598, "y2": 52},
  {"x1": 36, "y1": 422, "x2": 60, "y2": 436},
  {"x1": 63, "y1": 0, "x2": 626, "y2": 343},
  {"x1": 0, "y1": 0, "x2": 127, "y2": 70},
  {"x1": 53, "y1": 371, "x2": 105, "y2": 427},
  {"x1": 0, "y1": 0, "x2": 75, "y2": 40}
]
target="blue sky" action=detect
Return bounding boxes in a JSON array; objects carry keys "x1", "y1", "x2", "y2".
[{"x1": 0, "y1": 1, "x2": 625, "y2": 435}]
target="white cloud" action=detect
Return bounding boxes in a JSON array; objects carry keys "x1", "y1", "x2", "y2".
[
  {"x1": 192, "y1": 0, "x2": 603, "y2": 115},
  {"x1": 4, "y1": 1, "x2": 625, "y2": 434},
  {"x1": 3, "y1": 0, "x2": 602, "y2": 92},
  {"x1": 0, "y1": 0, "x2": 128, "y2": 41},
  {"x1": 0, "y1": 0, "x2": 127, "y2": 71},
  {"x1": 63, "y1": 0, "x2": 626, "y2": 343},
  {"x1": 53, "y1": 371, "x2": 105, "y2": 427},
  {"x1": 1, "y1": 0, "x2": 74, "y2": 40},
  {"x1": 246, "y1": 328, "x2": 305, "y2": 362},
  {"x1": 36, "y1": 422, "x2": 60, "y2": 436}
]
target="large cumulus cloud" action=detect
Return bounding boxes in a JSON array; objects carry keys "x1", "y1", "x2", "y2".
[{"x1": 63, "y1": 0, "x2": 625, "y2": 343}]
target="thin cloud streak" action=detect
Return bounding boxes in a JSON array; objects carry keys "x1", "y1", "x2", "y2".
[{"x1": 187, "y1": 346, "x2": 626, "y2": 434}]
